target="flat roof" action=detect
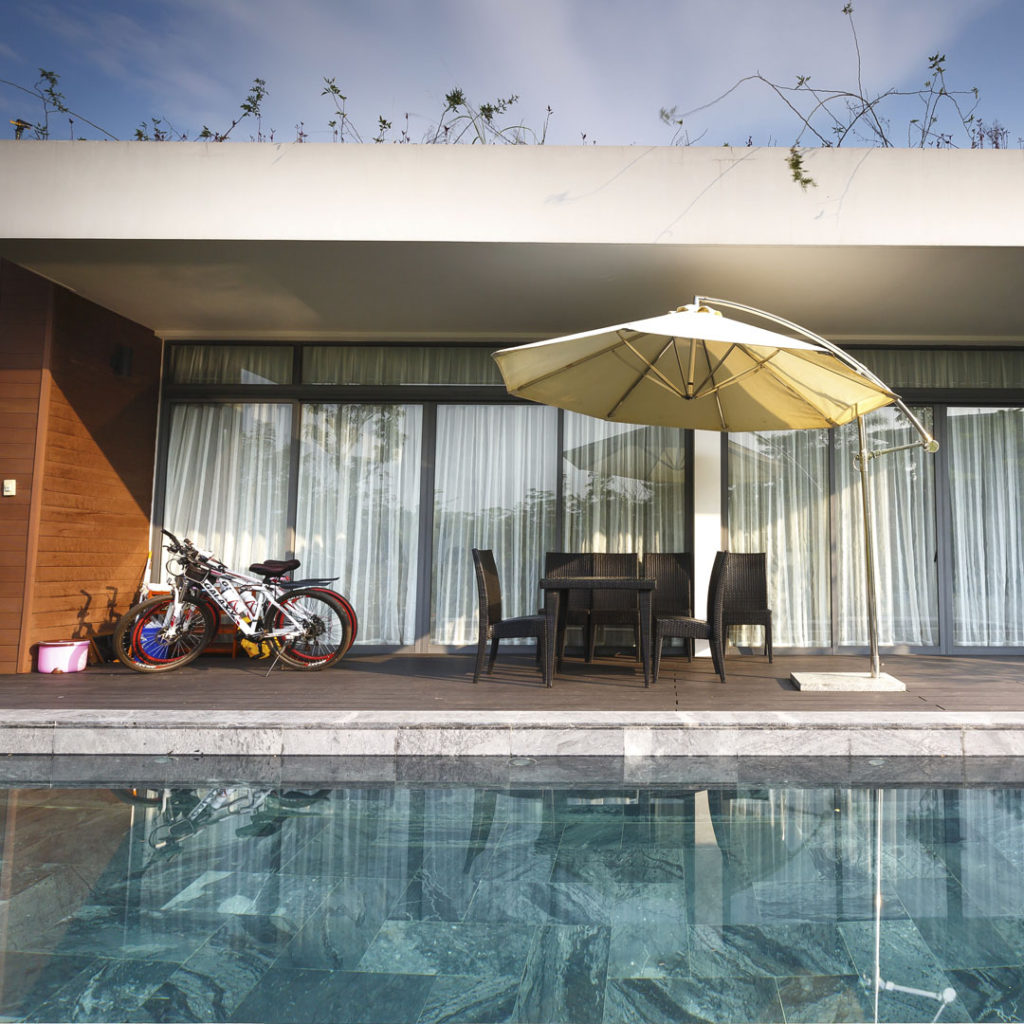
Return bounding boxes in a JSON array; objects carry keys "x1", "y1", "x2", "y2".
[{"x1": 2, "y1": 142, "x2": 1023, "y2": 343}]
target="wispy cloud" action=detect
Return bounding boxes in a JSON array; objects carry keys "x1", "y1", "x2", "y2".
[{"x1": 0, "y1": 0, "x2": 1012, "y2": 144}]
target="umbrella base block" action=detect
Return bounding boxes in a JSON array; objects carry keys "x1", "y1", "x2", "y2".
[{"x1": 790, "y1": 671, "x2": 906, "y2": 692}]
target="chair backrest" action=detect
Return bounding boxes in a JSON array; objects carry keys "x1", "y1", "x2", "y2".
[
  {"x1": 472, "y1": 548, "x2": 502, "y2": 627},
  {"x1": 644, "y1": 552, "x2": 693, "y2": 618},
  {"x1": 719, "y1": 552, "x2": 768, "y2": 616},
  {"x1": 592, "y1": 552, "x2": 638, "y2": 611},
  {"x1": 706, "y1": 550, "x2": 728, "y2": 630},
  {"x1": 544, "y1": 552, "x2": 594, "y2": 612}
]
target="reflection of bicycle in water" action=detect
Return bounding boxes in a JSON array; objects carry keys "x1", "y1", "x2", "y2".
[
  {"x1": 113, "y1": 529, "x2": 357, "y2": 673},
  {"x1": 113, "y1": 786, "x2": 330, "y2": 858}
]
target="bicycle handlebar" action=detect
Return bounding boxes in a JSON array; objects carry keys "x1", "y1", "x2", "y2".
[{"x1": 161, "y1": 528, "x2": 184, "y2": 553}]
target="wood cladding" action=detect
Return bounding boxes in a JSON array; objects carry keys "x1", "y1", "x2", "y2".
[{"x1": 0, "y1": 260, "x2": 160, "y2": 672}]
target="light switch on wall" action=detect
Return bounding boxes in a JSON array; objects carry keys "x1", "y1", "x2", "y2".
[{"x1": 2, "y1": 480, "x2": 15, "y2": 497}]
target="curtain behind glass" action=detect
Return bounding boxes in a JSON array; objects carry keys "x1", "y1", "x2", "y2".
[
  {"x1": 296, "y1": 404, "x2": 422, "y2": 646},
  {"x1": 949, "y1": 407, "x2": 1024, "y2": 646},
  {"x1": 170, "y1": 346, "x2": 293, "y2": 384},
  {"x1": 856, "y1": 348, "x2": 1024, "y2": 390},
  {"x1": 562, "y1": 415, "x2": 688, "y2": 555},
  {"x1": 727, "y1": 430, "x2": 831, "y2": 647},
  {"x1": 304, "y1": 347, "x2": 502, "y2": 385},
  {"x1": 433, "y1": 405, "x2": 557, "y2": 645},
  {"x1": 835, "y1": 407, "x2": 937, "y2": 646},
  {"x1": 164, "y1": 403, "x2": 292, "y2": 571}
]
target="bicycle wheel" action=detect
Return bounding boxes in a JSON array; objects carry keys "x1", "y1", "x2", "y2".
[
  {"x1": 306, "y1": 588, "x2": 358, "y2": 653},
  {"x1": 113, "y1": 596, "x2": 216, "y2": 673},
  {"x1": 271, "y1": 588, "x2": 351, "y2": 670}
]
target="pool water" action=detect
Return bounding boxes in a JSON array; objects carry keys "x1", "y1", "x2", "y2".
[{"x1": 0, "y1": 780, "x2": 1022, "y2": 1023}]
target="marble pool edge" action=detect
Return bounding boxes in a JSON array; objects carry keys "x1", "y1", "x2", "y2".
[{"x1": 0, "y1": 708, "x2": 1022, "y2": 762}]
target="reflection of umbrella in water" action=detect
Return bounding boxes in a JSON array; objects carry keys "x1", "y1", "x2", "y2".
[
  {"x1": 564, "y1": 426, "x2": 687, "y2": 484},
  {"x1": 493, "y1": 296, "x2": 939, "y2": 689}
]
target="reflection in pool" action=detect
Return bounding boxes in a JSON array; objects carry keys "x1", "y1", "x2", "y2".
[{"x1": 0, "y1": 780, "x2": 1022, "y2": 1022}]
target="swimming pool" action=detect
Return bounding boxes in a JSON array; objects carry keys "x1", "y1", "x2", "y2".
[{"x1": 0, "y1": 763, "x2": 1022, "y2": 1022}]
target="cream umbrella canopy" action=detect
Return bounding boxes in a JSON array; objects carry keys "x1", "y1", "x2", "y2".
[
  {"x1": 493, "y1": 302, "x2": 898, "y2": 432},
  {"x1": 493, "y1": 296, "x2": 939, "y2": 687}
]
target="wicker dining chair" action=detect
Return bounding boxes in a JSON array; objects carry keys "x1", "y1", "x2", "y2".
[
  {"x1": 587, "y1": 552, "x2": 640, "y2": 661},
  {"x1": 472, "y1": 548, "x2": 550, "y2": 686},
  {"x1": 543, "y1": 551, "x2": 594, "y2": 659},
  {"x1": 652, "y1": 550, "x2": 727, "y2": 684},
  {"x1": 720, "y1": 552, "x2": 773, "y2": 662},
  {"x1": 644, "y1": 551, "x2": 694, "y2": 657}
]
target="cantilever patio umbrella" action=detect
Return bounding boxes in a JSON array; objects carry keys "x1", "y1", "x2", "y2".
[{"x1": 493, "y1": 297, "x2": 939, "y2": 689}]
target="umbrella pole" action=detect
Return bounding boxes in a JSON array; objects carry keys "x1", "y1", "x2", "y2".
[{"x1": 857, "y1": 415, "x2": 882, "y2": 678}]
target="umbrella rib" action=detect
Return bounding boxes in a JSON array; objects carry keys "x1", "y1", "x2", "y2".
[
  {"x1": 503, "y1": 334, "x2": 629, "y2": 391},
  {"x1": 697, "y1": 338, "x2": 729, "y2": 430},
  {"x1": 692, "y1": 339, "x2": 741, "y2": 395},
  {"x1": 606, "y1": 337, "x2": 688, "y2": 418}
]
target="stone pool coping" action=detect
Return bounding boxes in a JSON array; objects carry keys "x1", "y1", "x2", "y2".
[{"x1": 1, "y1": 708, "x2": 1023, "y2": 759}]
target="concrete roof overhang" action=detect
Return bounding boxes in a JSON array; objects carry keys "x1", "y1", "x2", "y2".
[{"x1": 2, "y1": 142, "x2": 1023, "y2": 345}]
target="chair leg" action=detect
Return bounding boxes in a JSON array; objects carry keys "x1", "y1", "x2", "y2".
[
  {"x1": 653, "y1": 626, "x2": 665, "y2": 684},
  {"x1": 538, "y1": 632, "x2": 551, "y2": 687},
  {"x1": 766, "y1": 614, "x2": 773, "y2": 663},
  {"x1": 473, "y1": 630, "x2": 488, "y2": 684},
  {"x1": 711, "y1": 636, "x2": 727, "y2": 683},
  {"x1": 487, "y1": 637, "x2": 500, "y2": 673}
]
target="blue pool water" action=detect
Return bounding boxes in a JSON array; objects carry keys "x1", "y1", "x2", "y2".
[{"x1": 1, "y1": 775, "x2": 1023, "y2": 1022}]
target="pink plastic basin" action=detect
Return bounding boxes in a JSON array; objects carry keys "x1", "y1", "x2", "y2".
[{"x1": 37, "y1": 640, "x2": 90, "y2": 674}]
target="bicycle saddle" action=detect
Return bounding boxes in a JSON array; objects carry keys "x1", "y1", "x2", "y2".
[{"x1": 248, "y1": 559, "x2": 301, "y2": 578}]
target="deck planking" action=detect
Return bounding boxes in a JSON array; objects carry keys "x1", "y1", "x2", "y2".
[{"x1": 0, "y1": 651, "x2": 1021, "y2": 714}]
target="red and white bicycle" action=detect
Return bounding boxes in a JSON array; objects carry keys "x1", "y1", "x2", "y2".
[{"x1": 113, "y1": 529, "x2": 357, "y2": 672}]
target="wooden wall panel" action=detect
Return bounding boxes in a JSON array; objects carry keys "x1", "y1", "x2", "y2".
[
  {"x1": 0, "y1": 262, "x2": 47, "y2": 674},
  {"x1": 0, "y1": 260, "x2": 160, "y2": 672},
  {"x1": 25, "y1": 287, "x2": 160, "y2": 663}
]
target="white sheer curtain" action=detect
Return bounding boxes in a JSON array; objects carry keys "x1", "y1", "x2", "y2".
[
  {"x1": 295, "y1": 404, "x2": 422, "y2": 646},
  {"x1": 727, "y1": 430, "x2": 831, "y2": 647},
  {"x1": 949, "y1": 406, "x2": 1024, "y2": 646},
  {"x1": 857, "y1": 348, "x2": 1024, "y2": 390},
  {"x1": 164, "y1": 403, "x2": 292, "y2": 571},
  {"x1": 836, "y1": 407, "x2": 937, "y2": 646},
  {"x1": 432, "y1": 405, "x2": 557, "y2": 646},
  {"x1": 303, "y1": 346, "x2": 501, "y2": 385},
  {"x1": 169, "y1": 346, "x2": 292, "y2": 384},
  {"x1": 562, "y1": 415, "x2": 688, "y2": 554}
]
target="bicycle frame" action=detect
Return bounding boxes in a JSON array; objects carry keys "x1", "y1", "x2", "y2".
[{"x1": 167, "y1": 558, "x2": 308, "y2": 642}]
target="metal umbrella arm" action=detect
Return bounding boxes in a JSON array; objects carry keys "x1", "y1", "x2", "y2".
[
  {"x1": 694, "y1": 295, "x2": 940, "y2": 451},
  {"x1": 695, "y1": 296, "x2": 939, "y2": 679}
]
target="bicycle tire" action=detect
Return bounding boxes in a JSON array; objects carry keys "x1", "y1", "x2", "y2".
[
  {"x1": 307, "y1": 587, "x2": 358, "y2": 653},
  {"x1": 113, "y1": 595, "x2": 216, "y2": 673},
  {"x1": 271, "y1": 588, "x2": 351, "y2": 670}
]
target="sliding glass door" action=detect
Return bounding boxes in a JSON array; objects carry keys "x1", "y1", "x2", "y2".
[
  {"x1": 164, "y1": 403, "x2": 292, "y2": 570},
  {"x1": 948, "y1": 406, "x2": 1024, "y2": 647},
  {"x1": 727, "y1": 429, "x2": 831, "y2": 647},
  {"x1": 728, "y1": 403, "x2": 1024, "y2": 653},
  {"x1": 431, "y1": 405, "x2": 558, "y2": 646},
  {"x1": 295, "y1": 404, "x2": 423, "y2": 645},
  {"x1": 835, "y1": 407, "x2": 937, "y2": 646},
  {"x1": 562, "y1": 414, "x2": 689, "y2": 555}
]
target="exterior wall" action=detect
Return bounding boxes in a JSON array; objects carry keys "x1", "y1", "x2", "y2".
[{"x1": 0, "y1": 260, "x2": 161, "y2": 673}]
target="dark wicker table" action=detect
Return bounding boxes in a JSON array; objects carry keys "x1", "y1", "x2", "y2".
[{"x1": 539, "y1": 576, "x2": 655, "y2": 687}]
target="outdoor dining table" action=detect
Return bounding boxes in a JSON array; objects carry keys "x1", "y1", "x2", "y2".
[{"x1": 539, "y1": 576, "x2": 655, "y2": 687}]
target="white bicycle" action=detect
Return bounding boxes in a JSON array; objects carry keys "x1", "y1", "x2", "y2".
[{"x1": 113, "y1": 530, "x2": 353, "y2": 672}]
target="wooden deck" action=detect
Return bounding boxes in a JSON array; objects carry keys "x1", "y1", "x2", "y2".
[{"x1": 1, "y1": 650, "x2": 1022, "y2": 714}]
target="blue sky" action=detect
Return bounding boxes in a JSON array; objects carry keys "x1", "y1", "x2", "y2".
[{"x1": 0, "y1": 0, "x2": 1020, "y2": 147}]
